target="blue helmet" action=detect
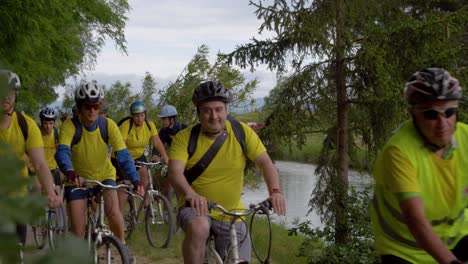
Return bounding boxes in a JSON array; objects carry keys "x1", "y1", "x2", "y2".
[
  {"x1": 130, "y1": 101, "x2": 146, "y2": 114},
  {"x1": 39, "y1": 107, "x2": 57, "y2": 121},
  {"x1": 158, "y1": 105, "x2": 177, "y2": 118}
]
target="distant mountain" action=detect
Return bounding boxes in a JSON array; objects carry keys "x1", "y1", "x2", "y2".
[{"x1": 230, "y1": 98, "x2": 265, "y2": 114}]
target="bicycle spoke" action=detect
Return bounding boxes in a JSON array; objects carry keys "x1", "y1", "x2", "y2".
[{"x1": 145, "y1": 194, "x2": 174, "y2": 248}]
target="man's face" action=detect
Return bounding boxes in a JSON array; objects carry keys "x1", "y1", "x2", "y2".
[
  {"x1": 2, "y1": 90, "x2": 15, "y2": 113},
  {"x1": 41, "y1": 120, "x2": 55, "y2": 135},
  {"x1": 412, "y1": 100, "x2": 458, "y2": 148},
  {"x1": 198, "y1": 101, "x2": 227, "y2": 134},
  {"x1": 161, "y1": 117, "x2": 171, "y2": 128},
  {"x1": 79, "y1": 103, "x2": 100, "y2": 125},
  {"x1": 132, "y1": 112, "x2": 146, "y2": 127}
]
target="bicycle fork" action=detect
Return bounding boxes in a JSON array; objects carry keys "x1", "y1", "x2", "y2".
[{"x1": 228, "y1": 218, "x2": 240, "y2": 263}]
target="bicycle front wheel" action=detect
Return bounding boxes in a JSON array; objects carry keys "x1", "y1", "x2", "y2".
[
  {"x1": 48, "y1": 205, "x2": 68, "y2": 250},
  {"x1": 95, "y1": 235, "x2": 131, "y2": 264},
  {"x1": 124, "y1": 195, "x2": 137, "y2": 240},
  {"x1": 145, "y1": 194, "x2": 174, "y2": 248},
  {"x1": 32, "y1": 210, "x2": 48, "y2": 249}
]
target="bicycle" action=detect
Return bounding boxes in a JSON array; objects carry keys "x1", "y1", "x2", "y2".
[
  {"x1": 73, "y1": 179, "x2": 132, "y2": 264},
  {"x1": 203, "y1": 199, "x2": 273, "y2": 264},
  {"x1": 123, "y1": 161, "x2": 174, "y2": 248},
  {"x1": 32, "y1": 183, "x2": 68, "y2": 250}
]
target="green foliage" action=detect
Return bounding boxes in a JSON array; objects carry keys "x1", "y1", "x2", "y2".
[
  {"x1": 0, "y1": 0, "x2": 130, "y2": 113},
  {"x1": 103, "y1": 81, "x2": 138, "y2": 121},
  {"x1": 290, "y1": 187, "x2": 378, "y2": 264},
  {"x1": 158, "y1": 45, "x2": 259, "y2": 125}
]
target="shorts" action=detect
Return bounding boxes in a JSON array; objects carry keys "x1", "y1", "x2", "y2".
[
  {"x1": 177, "y1": 206, "x2": 251, "y2": 262},
  {"x1": 64, "y1": 179, "x2": 116, "y2": 202},
  {"x1": 112, "y1": 154, "x2": 147, "y2": 182},
  {"x1": 51, "y1": 168, "x2": 63, "y2": 186}
]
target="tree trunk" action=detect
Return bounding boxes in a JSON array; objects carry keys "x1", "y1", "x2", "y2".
[{"x1": 334, "y1": 0, "x2": 350, "y2": 244}]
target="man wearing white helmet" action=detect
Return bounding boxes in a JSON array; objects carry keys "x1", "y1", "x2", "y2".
[
  {"x1": 0, "y1": 70, "x2": 61, "y2": 246},
  {"x1": 55, "y1": 81, "x2": 143, "y2": 244},
  {"x1": 151, "y1": 104, "x2": 188, "y2": 160},
  {"x1": 371, "y1": 68, "x2": 468, "y2": 264}
]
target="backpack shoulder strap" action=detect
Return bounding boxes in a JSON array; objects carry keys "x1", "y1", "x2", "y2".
[
  {"x1": 117, "y1": 116, "x2": 131, "y2": 127},
  {"x1": 71, "y1": 116, "x2": 82, "y2": 147},
  {"x1": 97, "y1": 116, "x2": 108, "y2": 144},
  {"x1": 227, "y1": 115, "x2": 246, "y2": 155},
  {"x1": 15, "y1": 110, "x2": 28, "y2": 142},
  {"x1": 187, "y1": 124, "x2": 201, "y2": 159},
  {"x1": 145, "y1": 120, "x2": 151, "y2": 131},
  {"x1": 53, "y1": 127, "x2": 59, "y2": 144}
]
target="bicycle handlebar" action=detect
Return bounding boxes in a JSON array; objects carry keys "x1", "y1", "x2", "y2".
[
  {"x1": 134, "y1": 161, "x2": 166, "y2": 168},
  {"x1": 71, "y1": 179, "x2": 130, "y2": 192},
  {"x1": 207, "y1": 199, "x2": 272, "y2": 217}
]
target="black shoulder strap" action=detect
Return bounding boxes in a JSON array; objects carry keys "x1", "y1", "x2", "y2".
[
  {"x1": 97, "y1": 115, "x2": 108, "y2": 144},
  {"x1": 15, "y1": 110, "x2": 28, "y2": 142},
  {"x1": 71, "y1": 116, "x2": 82, "y2": 146},
  {"x1": 184, "y1": 130, "x2": 228, "y2": 185},
  {"x1": 145, "y1": 120, "x2": 151, "y2": 131},
  {"x1": 117, "y1": 116, "x2": 131, "y2": 127},
  {"x1": 187, "y1": 124, "x2": 201, "y2": 159},
  {"x1": 53, "y1": 126, "x2": 59, "y2": 145},
  {"x1": 227, "y1": 115, "x2": 246, "y2": 155}
]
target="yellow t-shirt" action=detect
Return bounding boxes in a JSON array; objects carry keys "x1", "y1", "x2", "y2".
[
  {"x1": 0, "y1": 111, "x2": 43, "y2": 177},
  {"x1": 119, "y1": 119, "x2": 158, "y2": 159},
  {"x1": 42, "y1": 132, "x2": 58, "y2": 170},
  {"x1": 383, "y1": 145, "x2": 457, "y2": 207},
  {"x1": 170, "y1": 121, "x2": 266, "y2": 220},
  {"x1": 59, "y1": 117, "x2": 126, "y2": 181}
]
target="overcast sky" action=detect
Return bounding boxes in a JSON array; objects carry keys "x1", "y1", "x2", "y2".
[{"x1": 74, "y1": 0, "x2": 277, "y2": 99}]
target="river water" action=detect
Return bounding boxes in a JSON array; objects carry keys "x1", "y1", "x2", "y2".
[{"x1": 242, "y1": 160, "x2": 373, "y2": 228}]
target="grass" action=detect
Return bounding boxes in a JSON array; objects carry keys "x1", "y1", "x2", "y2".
[{"x1": 126, "y1": 214, "x2": 307, "y2": 263}]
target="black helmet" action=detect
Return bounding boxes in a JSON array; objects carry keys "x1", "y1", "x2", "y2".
[
  {"x1": 192, "y1": 81, "x2": 231, "y2": 107},
  {"x1": 404, "y1": 68, "x2": 462, "y2": 105}
]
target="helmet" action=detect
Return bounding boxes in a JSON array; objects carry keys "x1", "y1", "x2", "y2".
[
  {"x1": 0, "y1": 70, "x2": 21, "y2": 91},
  {"x1": 130, "y1": 101, "x2": 146, "y2": 114},
  {"x1": 158, "y1": 105, "x2": 177, "y2": 118},
  {"x1": 404, "y1": 68, "x2": 462, "y2": 105},
  {"x1": 75, "y1": 82, "x2": 104, "y2": 105},
  {"x1": 39, "y1": 107, "x2": 57, "y2": 121},
  {"x1": 192, "y1": 81, "x2": 231, "y2": 106}
]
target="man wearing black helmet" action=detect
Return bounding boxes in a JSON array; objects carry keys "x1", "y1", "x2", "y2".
[
  {"x1": 168, "y1": 81, "x2": 286, "y2": 264},
  {"x1": 371, "y1": 68, "x2": 468, "y2": 264},
  {"x1": 0, "y1": 70, "x2": 61, "y2": 247}
]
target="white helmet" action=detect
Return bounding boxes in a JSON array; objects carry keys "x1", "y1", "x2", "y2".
[
  {"x1": 0, "y1": 70, "x2": 21, "y2": 91},
  {"x1": 158, "y1": 105, "x2": 178, "y2": 118},
  {"x1": 75, "y1": 82, "x2": 104, "y2": 105}
]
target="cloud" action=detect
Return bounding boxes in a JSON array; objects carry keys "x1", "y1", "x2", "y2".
[{"x1": 75, "y1": 0, "x2": 278, "y2": 101}]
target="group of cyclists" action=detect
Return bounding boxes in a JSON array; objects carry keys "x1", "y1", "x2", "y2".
[
  {"x1": 3, "y1": 66, "x2": 466, "y2": 264},
  {"x1": 1, "y1": 69, "x2": 286, "y2": 264}
]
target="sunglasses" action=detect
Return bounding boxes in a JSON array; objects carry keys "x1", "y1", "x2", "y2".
[
  {"x1": 83, "y1": 104, "x2": 100, "y2": 111},
  {"x1": 415, "y1": 107, "x2": 458, "y2": 120}
]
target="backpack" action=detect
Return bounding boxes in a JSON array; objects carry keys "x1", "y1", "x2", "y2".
[
  {"x1": 117, "y1": 116, "x2": 152, "y2": 136},
  {"x1": 187, "y1": 115, "x2": 246, "y2": 159},
  {"x1": 70, "y1": 115, "x2": 108, "y2": 147},
  {"x1": 184, "y1": 115, "x2": 247, "y2": 184}
]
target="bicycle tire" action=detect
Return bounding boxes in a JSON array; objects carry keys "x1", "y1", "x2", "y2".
[
  {"x1": 95, "y1": 235, "x2": 131, "y2": 264},
  {"x1": 124, "y1": 195, "x2": 137, "y2": 240},
  {"x1": 145, "y1": 193, "x2": 174, "y2": 248},
  {"x1": 250, "y1": 208, "x2": 272, "y2": 264},
  {"x1": 32, "y1": 210, "x2": 48, "y2": 249},
  {"x1": 48, "y1": 205, "x2": 68, "y2": 250}
]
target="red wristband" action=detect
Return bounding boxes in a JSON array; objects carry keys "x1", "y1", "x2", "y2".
[{"x1": 269, "y1": 188, "x2": 282, "y2": 195}]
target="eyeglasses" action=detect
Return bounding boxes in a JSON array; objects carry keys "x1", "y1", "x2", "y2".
[
  {"x1": 83, "y1": 104, "x2": 100, "y2": 111},
  {"x1": 415, "y1": 107, "x2": 458, "y2": 120}
]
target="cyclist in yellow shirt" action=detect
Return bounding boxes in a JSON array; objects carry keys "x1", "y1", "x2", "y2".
[
  {"x1": 38, "y1": 107, "x2": 63, "y2": 195},
  {"x1": 55, "y1": 82, "x2": 143, "y2": 243},
  {"x1": 371, "y1": 68, "x2": 468, "y2": 264},
  {"x1": 0, "y1": 70, "x2": 61, "y2": 245},
  {"x1": 168, "y1": 81, "x2": 286, "y2": 264},
  {"x1": 112, "y1": 101, "x2": 168, "y2": 214}
]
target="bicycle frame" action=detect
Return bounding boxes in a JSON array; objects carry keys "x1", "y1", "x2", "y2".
[{"x1": 205, "y1": 200, "x2": 272, "y2": 264}]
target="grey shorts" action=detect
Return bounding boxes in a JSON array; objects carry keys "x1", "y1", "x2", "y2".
[{"x1": 177, "y1": 206, "x2": 251, "y2": 262}]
